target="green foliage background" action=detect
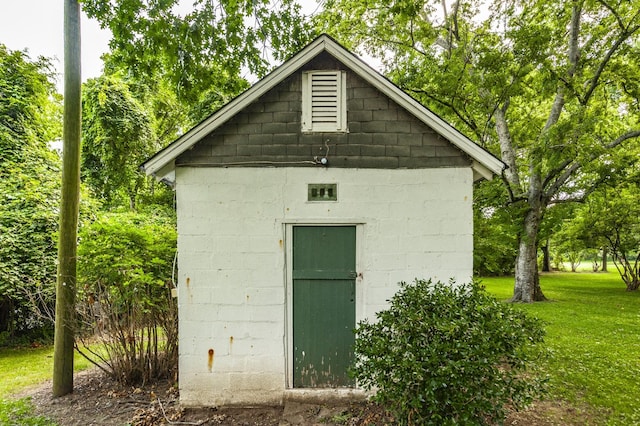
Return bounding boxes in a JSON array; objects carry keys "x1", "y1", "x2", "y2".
[{"x1": 0, "y1": 45, "x2": 62, "y2": 339}]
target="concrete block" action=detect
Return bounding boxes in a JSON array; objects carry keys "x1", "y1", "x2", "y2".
[
  {"x1": 347, "y1": 98, "x2": 363, "y2": 110},
  {"x1": 249, "y1": 304, "x2": 285, "y2": 322},
  {"x1": 237, "y1": 144, "x2": 263, "y2": 156},
  {"x1": 264, "y1": 101, "x2": 290, "y2": 113},
  {"x1": 360, "y1": 144, "x2": 386, "y2": 156},
  {"x1": 217, "y1": 304, "x2": 250, "y2": 323},
  {"x1": 335, "y1": 144, "x2": 361, "y2": 156},
  {"x1": 248, "y1": 112, "x2": 274, "y2": 124},
  {"x1": 238, "y1": 122, "x2": 262, "y2": 134},
  {"x1": 353, "y1": 87, "x2": 379, "y2": 99},
  {"x1": 278, "y1": 90, "x2": 300, "y2": 102},
  {"x1": 385, "y1": 145, "x2": 411, "y2": 157},
  {"x1": 411, "y1": 145, "x2": 437, "y2": 157},
  {"x1": 223, "y1": 134, "x2": 249, "y2": 145},
  {"x1": 386, "y1": 120, "x2": 412, "y2": 133},
  {"x1": 248, "y1": 133, "x2": 273, "y2": 145},
  {"x1": 288, "y1": 100, "x2": 302, "y2": 112},
  {"x1": 397, "y1": 134, "x2": 423, "y2": 146},
  {"x1": 245, "y1": 287, "x2": 285, "y2": 306},
  {"x1": 212, "y1": 144, "x2": 238, "y2": 156},
  {"x1": 348, "y1": 110, "x2": 372, "y2": 122},
  {"x1": 373, "y1": 108, "x2": 397, "y2": 121},
  {"x1": 217, "y1": 123, "x2": 238, "y2": 135},
  {"x1": 284, "y1": 144, "x2": 310, "y2": 156},
  {"x1": 361, "y1": 120, "x2": 387, "y2": 132},
  {"x1": 355, "y1": 156, "x2": 399, "y2": 168},
  {"x1": 261, "y1": 144, "x2": 288, "y2": 156},
  {"x1": 273, "y1": 111, "x2": 299, "y2": 122},
  {"x1": 262, "y1": 122, "x2": 289, "y2": 134},
  {"x1": 347, "y1": 121, "x2": 361, "y2": 132},
  {"x1": 363, "y1": 96, "x2": 388, "y2": 110},
  {"x1": 372, "y1": 133, "x2": 398, "y2": 146}
]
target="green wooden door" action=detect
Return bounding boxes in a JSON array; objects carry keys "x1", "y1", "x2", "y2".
[{"x1": 293, "y1": 226, "x2": 356, "y2": 388}]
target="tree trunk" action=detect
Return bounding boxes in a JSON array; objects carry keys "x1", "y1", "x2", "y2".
[
  {"x1": 511, "y1": 205, "x2": 547, "y2": 302},
  {"x1": 0, "y1": 299, "x2": 12, "y2": 334},
  {"x1": 53, "y1": 0, "x2": 81, "y2": 398},
  {"x1": 602, "y1": 247, "x2": 608, "y2": 272},
  {"x1": 541, "y1": 241, "x2": 551, "y2": 272}
]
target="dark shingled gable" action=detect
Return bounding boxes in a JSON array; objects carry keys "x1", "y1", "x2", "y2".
[{"x1": 176, "y1": 52, "x2": 472, "y2": 170}]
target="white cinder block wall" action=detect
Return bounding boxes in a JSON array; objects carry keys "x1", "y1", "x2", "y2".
[{"x1": 176, "y1": 166, "x2": 474, "y2": 406}]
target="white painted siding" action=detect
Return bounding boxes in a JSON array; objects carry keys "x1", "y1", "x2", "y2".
[{"x1": 176, "y1": 167, "x2": 473, "y2": 406}]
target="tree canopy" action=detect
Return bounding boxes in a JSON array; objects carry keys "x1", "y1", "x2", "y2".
[
  {"x1": 83, "y1": 0, "x2": 313, "y2": 123},
  {"x1": 0, "y1": 45, "x2": 62, "y2": 338},
  {"x1": 318, "y1": 0, "x2": 640, "y2": 301},
  {"x1": 82, "y1": 74, "x2": 157, "y2": 208}
]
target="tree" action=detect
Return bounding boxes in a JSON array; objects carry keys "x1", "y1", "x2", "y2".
[
  {"x1": 53, "y1": 0, "x2": 82, "y2": 397},
  {"x1": 571, "y1": 179, "x2": 640, "y2": 290},
  {"x1": 0, "y1": 45, "x2": 61, "y2": 340},
  {"x1": 83, "y1": 0, "x2": 312, "y2": 123},
  {"x1": 318, "y1": 0, "x2": 640, "y2": 301},
  {"x1": 82, "y1": 74, "x2": 157, "y2": 209}
]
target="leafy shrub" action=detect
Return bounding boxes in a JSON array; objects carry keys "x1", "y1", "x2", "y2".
[
  {"x1": 76, "y1": 208, "x2": 177, "y2": 385},
  {"x1": 352, "y1": 279, "x2": 545, "y2": 425}
]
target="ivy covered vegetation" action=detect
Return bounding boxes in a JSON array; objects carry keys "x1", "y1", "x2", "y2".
[
  {"x1": 0, "y1": 43, "x2": 178, "y2": 384},
  {"x1": 0, "y1": 45, "x2": 61, "y2": 343}
]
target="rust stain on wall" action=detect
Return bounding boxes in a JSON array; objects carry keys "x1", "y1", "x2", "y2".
[
  {"x1": 229, "y1": 336, "x2": 234, "y2": 354},
  {"x1": 207, "y1": 348, "x2": 214, "y2": 372},
  {"x1": 278, "y1": 239, "x2": 283, "y2": 249}
]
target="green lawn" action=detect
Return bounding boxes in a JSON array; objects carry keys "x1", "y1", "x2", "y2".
[
  {"x1": 0, "y1": 346, "x2": 94, "y2": 398},
  {"x1": 482, "y1": 271, "x2": 640, "y2": 424}
]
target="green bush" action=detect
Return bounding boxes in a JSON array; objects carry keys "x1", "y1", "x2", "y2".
[
  {"x1": 352, "y1": 279, "x2": 545, "y2": 425},
  {"x1": 76, "y1": 208, "x2": 177, "y2": 384}
]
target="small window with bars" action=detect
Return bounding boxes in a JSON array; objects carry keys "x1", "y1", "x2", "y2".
[{"x1": 302, "y1": 70, "x2": 347, "y2": 133}]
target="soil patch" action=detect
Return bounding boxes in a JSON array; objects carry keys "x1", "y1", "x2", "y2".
[{"x1": 16, "y1": 369, "x2": 598, "y2": 425}]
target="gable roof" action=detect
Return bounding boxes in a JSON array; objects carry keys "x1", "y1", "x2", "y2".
[{"x1": 142, "y1": 34, "x2": 504, "y2": 184}]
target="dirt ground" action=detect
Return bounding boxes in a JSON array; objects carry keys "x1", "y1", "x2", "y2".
[{"x1": 17, "y1": 369, "x2": 600, "y2": 425}]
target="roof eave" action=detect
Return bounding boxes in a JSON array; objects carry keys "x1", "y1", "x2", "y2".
[
  {"x1": 142, "y1": 34, "x2": 505, "y2": 183},
  {"x1": 142, "y1": 36, "x2": 332, "y2": 181}
]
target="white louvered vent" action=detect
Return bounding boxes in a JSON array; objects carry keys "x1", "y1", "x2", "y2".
[{"x1": 302, "y1": 71, "x2": 347, "y2": 132}]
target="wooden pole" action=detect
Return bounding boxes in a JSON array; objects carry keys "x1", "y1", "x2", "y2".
[{"x1": 53, "y1": 0, "x2": 81, "y2": 397}]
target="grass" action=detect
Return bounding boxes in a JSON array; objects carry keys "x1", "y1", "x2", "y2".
[
  {"x1": 0, "y1": 398, "x2": 52, "y2": 426},
  {"x1": 0, "y1": 345, "x2": 95, "y2": 398},
  {"x1": 0, "y1": 346, "x2": 97, "y2": 425},
  {"x1": 482, "y1": 271, "x2": 640, "y2": 424}
]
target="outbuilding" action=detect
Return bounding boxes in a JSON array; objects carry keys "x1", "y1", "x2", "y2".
[{"x1": 142, "y1": 34, "x2": 504, "y2": 406}]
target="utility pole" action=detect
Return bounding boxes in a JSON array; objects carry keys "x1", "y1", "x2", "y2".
[{"x1": 53, "y1": 0, "x2": 82, "y2": 397}]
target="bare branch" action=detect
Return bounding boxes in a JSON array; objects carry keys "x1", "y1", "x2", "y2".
[
  {"x1": 544, "y1": 129, "x2": 640, "y2": 198},
  {"x1": 596, "y1": 0, "x2": 628, "y2": 30},
  {"x1": 500, "y1": 169, "x2": 527, "y2": 204},
  {"x1": 581, "y1": 24, "x2": 640, "y2": 104},
  {"x1": 605, "y1": 129, "x2": 640, "y2": 150},
  {"x1": 544, "y1": 3, "x2": 582, "y2": 130}
]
